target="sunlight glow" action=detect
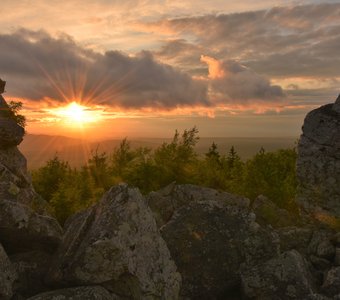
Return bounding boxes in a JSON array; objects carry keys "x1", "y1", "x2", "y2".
[
  {"x1": 66, "y1": 102, "x2": 86, "y2": 122},
  {"x1": 54, "y1": 101, "x2": 99, "y2": 126}
]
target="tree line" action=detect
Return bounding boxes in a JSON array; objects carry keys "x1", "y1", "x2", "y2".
[{"x1": 31, "y1": 127, "x2": 298, "y2": 224}]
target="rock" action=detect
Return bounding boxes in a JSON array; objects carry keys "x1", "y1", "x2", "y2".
[
  {"x1": 0, "y1": 95, "x2": 25, "y2": 148},
  {"x1": 241, "y1": 250, "x2": 315, "y2": 300},
  {"x1": 335, "y1": 248, "x2": 340, "y2": 266},
  {"x1": 0, "y1": 78, "x2": 5, "y2": 94},
  {"x1": 0, "y1": 199, "x2": 62, "y2": 254},
  {"x1": 322, "y1": 267, "x2": 340, "y2": 296},
  {"x1": 332, "y1": 232, "x2": 340, "y2": 247},
  {"x1": 252, "y1": 195, "x2": 298, "y2": 228},
  {"x1": 27, "y1": 286, "x2": 120, "y2": 300},
  {"x1": 0, "y1": 243, "x2": 17, "y2": 300},
  {"x1": 278, "y1": 226, "x2": 313, "y2": 254},
  {"x1": 308, "y1": 293, "x2": 333, "y2": 300},
  {"x1": 332, "y1": 94, "x2": 340, "y2": 114},
  {"x1": 296, "y1": 96, "x2": 340, "y2": 217},
  {"x1": 308, "y1": 231, "x2": 335, "y2": 261},
  {"x1": 147, "y1": 183, "x2": 249, "y2": 227},
  {"x1": 0, "y1": 160, "x2": 48, "y2": 214},
  {"x1": 160, "y1": 185, "x2": 279, "y2": 299},
  {"x1": 0, "y1": 147, "x2": 29, "y2": 181},
  {"x1": 47, "y1": 184, "x2": 181, "y2": 299},
  {"x1": 309, "y1": 255, "x2": 331, "y2": 271},
  {"x1": 10, "y1": 251, "x2": 52, "y2": 298}
]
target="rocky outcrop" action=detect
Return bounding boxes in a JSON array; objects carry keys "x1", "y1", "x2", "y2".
[
  {"x1": 27, "y1": 286, "x2": 120, "y2": 300},
  {"x1": 11, "y1": 251, "x2": 52, "y2": 298},
  {"x1": 150, "y1": 184, "x2": 278, "y2": 299},
  {"x1": 47, "y1": 184, "x2": 181, "y2": 299},
  {"x1": 297, "y1": 95, "x2": 340, "y2": 217},
  {"x1": 0, "y1": 95, "x2": 25, "y2": 148},
  {"x1": 1, "y1": 80, "x2": 340, "y2": 299},
  {"x1": 0, "y1": 243, "x2": 17, "y2": 300},
  {"x1": 146, "y1": 183, "x2": 249, "y2": 227},
  {"x1": 0, "y1": 199, "x2": 62, "y2": 254},
  {"x1": 0, "y1": 88, "x2": 63, "y2": 298},
  {"x1": 241, "y1": 250, "x2": 315, "y2": 299}
]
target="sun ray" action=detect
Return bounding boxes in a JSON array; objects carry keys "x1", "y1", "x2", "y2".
[{"x1": 52, "y1": 101, "x2": 100, "y2": 127}]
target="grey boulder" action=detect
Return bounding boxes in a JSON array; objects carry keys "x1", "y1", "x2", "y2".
[
  {"x1": 0, "y1": 95, "x2": 25, "y2": 148},
  {"x1": 296, "y1": 95, "x2": 340, "y2": 217},
  {"x1": 0, "y1": 199, "x2": 62, "y2": 254},
  {"x1": 0, "y1": 243, "x2": 17, "y2": 300},
  {"x1": 27, "y1": 286, "x2": 120, "y2": 300},
  {"x1": 47, "y1": 184, "x2": 181, "y2": 299},
  {"x1": 241, "y1": 250, "x2": 315, "y2": 299},
  {"x1": 159, "y1": 185, "x2": 279, "y2": 299}
]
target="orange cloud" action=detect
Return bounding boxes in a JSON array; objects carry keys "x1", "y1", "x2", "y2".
[{"x1": 200, "y1": 55, "x2": 225, "y2": 79}]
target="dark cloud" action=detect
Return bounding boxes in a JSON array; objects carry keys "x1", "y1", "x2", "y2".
[
  {"x1": 151, "y1": 3, "x2": 340, "y2": 78},
  {"x1": 201, "y1": 56, "x2": 284, "y2": 104},
  {"x1": 0, "y1": 29, "x2": 208, "y2": 109},
  {"x1": 0, "y1": 29, "x2": 285, "y2": 109}
]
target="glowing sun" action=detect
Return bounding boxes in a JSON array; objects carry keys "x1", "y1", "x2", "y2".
[
  {"x1": 65, "y1": 102, "x2": 86, "y2": 123},
  {"x1": 54, "y1": 102, "x2": 99, "y2": 126}
]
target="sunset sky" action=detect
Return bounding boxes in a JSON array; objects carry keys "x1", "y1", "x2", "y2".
[{"x1": 1, "y1": 0, "x2": 340, "y2": 139}]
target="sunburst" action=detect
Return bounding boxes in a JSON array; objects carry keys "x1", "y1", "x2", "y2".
[{"x1": 54, "y1": 101, "x2": 99, "y2": 126}]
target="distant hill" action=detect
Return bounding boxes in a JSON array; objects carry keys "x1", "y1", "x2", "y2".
[{"x1": 19, "y1": 134, "x2": 297, "y2": 169}]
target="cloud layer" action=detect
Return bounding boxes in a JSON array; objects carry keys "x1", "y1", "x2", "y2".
[
  {"x1": 201, "y1": 56, "x2": 284, "y2": 104},
  {"x1": 0, "y1": 29, "x2": 285, "y2": 110},
  {"x1": 0, "y1": 30, "x2": 208, "y2": 109},
  {"x1": 151, "y1": 3, "x2": 340, "y2": 79}
]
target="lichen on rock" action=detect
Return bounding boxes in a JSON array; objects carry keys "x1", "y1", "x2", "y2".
[{"x1": 297, "y1": 95, "x2": 340, "y2": 218}]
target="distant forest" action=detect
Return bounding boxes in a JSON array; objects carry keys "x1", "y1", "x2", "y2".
[{"x1": 32, "y1": 127, "x2": 298, "y2": 225}]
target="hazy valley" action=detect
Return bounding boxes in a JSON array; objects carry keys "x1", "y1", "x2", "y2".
[{"x1": 20, "y1": 134, "x2": 297, "y2": 169}]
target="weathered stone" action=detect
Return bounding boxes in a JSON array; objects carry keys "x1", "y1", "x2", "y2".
[
  {"x1": 278, "y1": 226, "x2": 313, "y2": 254},
  {"x1": 10, "y1": 251, "x2": 52, "y2": 298},
  {"x1": 309, "y1": 255, "x2": 331, "y2": 271},
  {"x1": 0, "y1": 243, "x2": 17, "y2": 300},
  {"x1": 322, "y1": 267, "x2": 340, "y2": 296},
  {"x1": 334, "y1": 248, "x2": 340, "y2": 266},
  {"x1": 0, "y1": 95, "x2": 25, "y2": 148},
  {"x1": 0, "y1": 160, "x2": 48, "y2": 214},
  {"x1": 147, "y1": 183, "x2": 249, "y2": 227},
  {"x1": 0, "y1": 147, "x2": 29, "y2": 181},
  {"x1": 241, "y1": 250, "x2": 315, "y2": 300},
  {"x1": 160, "y1": 185, "x2": 279, "y2": 299},
  {"x1": 253, "y1": 195, "x2": 298, "y2": 228},
  {"x1": 47, "y1": 184, "x2": 181, "y2": 299},
  {"x1": 296, "y1": 96, "x2": 340, "y2": 217},
  {"x1": 0, "y1": 199, "x2": 62, "y2": 254},
  {"x1": 332, "y1": 94, "x2": 340, "y2": 114},
  {"x1": 308, "y1": 294, "x2": 333, "y2": 300},
  {"x1": 308, "y1": 231, "x2": 335, "y2": 261},
  {"x1": 27, "y1": 286, "x2": 120, "y2": 300},
  {"x1": 332, "y1": 232, "x2": 340, "y2": 247}
]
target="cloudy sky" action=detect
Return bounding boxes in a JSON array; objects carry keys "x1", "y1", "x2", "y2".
[{"x1": 1, "y1": 0, "x2": 339, "y2": 139}]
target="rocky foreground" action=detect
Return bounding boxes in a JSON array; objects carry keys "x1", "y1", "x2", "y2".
[{"x1": 0, "y1": 92, "x2": 340, "y2": 299}]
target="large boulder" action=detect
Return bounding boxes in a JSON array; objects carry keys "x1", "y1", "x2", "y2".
[
  {"x1": 241, "y1": 250, "x2": 315, "y2": 299},
  {"x1": 47, "y1": 184, "x2": 181, "y2": 299},
  {"x1": 158, "y1": 185, "x2": 279, "y2": 299},
  {"x1": 0, "y1": 146, "x2": 29, "y2": 181},
  {"x1": 10, "y1": 251, "x2": 52, "y2": 298},
  {"x1": 0, "y1": 199, "x2": 62, "y2": 254},
  {"x1": 27, "y1": 286, "x2": 120, "y2": 300},
  {"x1": 147, "y1": 183, "x2": 249, "y2": 227},
  {"x1": 0, "y1": 95, "x2": 25, "y2": 148},
  {"x1": 322, "y1": 267, "x2": 340, "y2": 297},
  {"x1": 296, "y1": 95, "x2": 340, "y2": 217},
  {"x1": 0, "y1": 94, "x2": 51, "y2": 217},
  {"x1": 0, "y1": 158, "x2": 48, "y2": 214},
  {"x1": 0, "y1": 243, "x2": 17, "y2": 300}
]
